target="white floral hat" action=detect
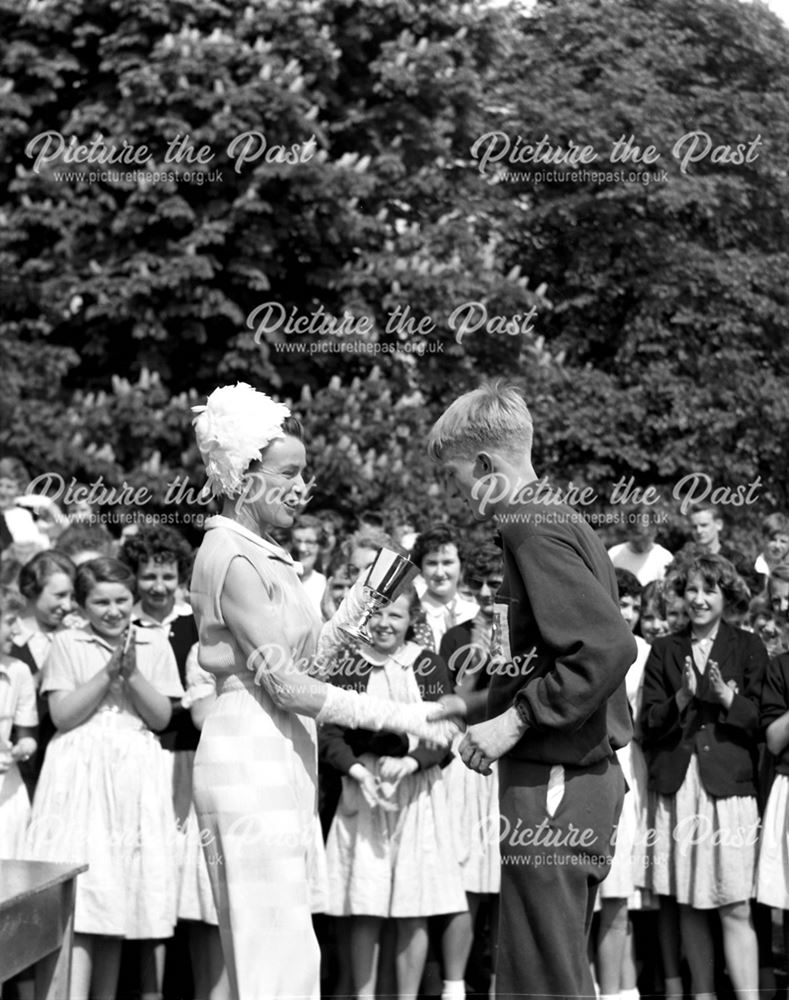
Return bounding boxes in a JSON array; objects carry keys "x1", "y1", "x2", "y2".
[{"x1": 192, "y1": 382, "x2": 292, "y2": 498}]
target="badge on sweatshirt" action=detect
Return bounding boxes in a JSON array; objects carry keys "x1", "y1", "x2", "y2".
[{"x1": 491, "y1": 600, "x2": 513, "y2": 662}]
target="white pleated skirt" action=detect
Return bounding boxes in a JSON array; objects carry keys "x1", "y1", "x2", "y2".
[
  {"x1": 326, "y1": 754, "x2": 468, "y2": 918},
  {"x1": 444, "y1": 754, "x2": 501, "y2": 895},
  {"x1": 0, "y1": 763, "x2": 31, "y2": 858},
  {"x1": 600, "y1": 740, "x2": 653, "y2": 907},
  {"x1": 648, "y1": 754, "x2": 759, "y2": 908},
  {"x1": 27, "y1": 714, "x2": 178, "y2": 937},
  {"x1": 166, "y1": 749, "x2": 218, "y2": 925},
  {"x1": 756, "y1": 773, "x2": 789, "y2": 909}
]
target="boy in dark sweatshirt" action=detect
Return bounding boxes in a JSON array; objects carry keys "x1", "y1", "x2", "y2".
[{"x1": 429, "y1": 379, "x2": 636, "y2": 1000}]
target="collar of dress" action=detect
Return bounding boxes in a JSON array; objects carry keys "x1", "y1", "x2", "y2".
[
  {"x1": 204, "y1": 515, "x2": 296, "y2": 566},
  {"x1": 132, "y1": 599, "x2": 192, "y2": 628},
  {"x1": 357, "y1": 640, "x2": 422, "y2": 670}
]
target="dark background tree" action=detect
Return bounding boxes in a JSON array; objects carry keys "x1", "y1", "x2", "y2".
[{"x1": 1, "y1": 0, "x2": 788, "y2": 550}]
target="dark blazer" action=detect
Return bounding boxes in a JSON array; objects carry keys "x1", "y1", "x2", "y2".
[
  {"x1": 640, "y1": 622, "x2": 768, "y2": 798},
  {"x1": 150, "y1": 613, "x2": 200, "y2": 753}
]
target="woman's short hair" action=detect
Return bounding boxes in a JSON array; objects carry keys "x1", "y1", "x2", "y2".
[
  {"x1": 74, "y1": 557, "x2": 136, "y2": 605},
  {"x1": 411, "y1": 524, "x2": 460, "y2": 572},
  {"x1": 640, "y1": 580, "x2": 667, "y2": 617},
  {"x1": 666, "y1": 553, "x2": 750, "y2": 610},
  {"x1": 291, "y1": 514, "x2": 326, "y2": 546},
  {"x1": 615, "y1": 569, "x2": 643, "y2": 602},
  {"x1": 55, "y1": 524, "x2": 115, "y2": 561},
  {"x1": 18, "y1": 551, "x2": 77, "y2": 601},
  {"x1": 460, "y1": 542, "x2": 503, "y2": 585},
  {"x1": 280, "y1": 415, "x2": 303, "y2": 441},
  {"x1": 396, "y1": 583, "x2": 429, "y2": 643},
  {"x1": 314, "y1": 508, "x2": 344, "y2": 532},
  {"x1": 120, "y1": 523, "x2": 194, "y2": 581},
  {"x1": 762, "y1": 512, "x2": 789, "y2": 538},
  {"x1": 427, "y1": 378, "x2": 533, "y2": 463}
]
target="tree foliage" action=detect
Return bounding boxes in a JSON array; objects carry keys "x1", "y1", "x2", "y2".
[{"x1": 1, "y1": 0, "x2": 788, "y2": 543}]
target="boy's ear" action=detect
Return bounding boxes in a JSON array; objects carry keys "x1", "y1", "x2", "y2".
[{"x1": 474, "y1": 451, "x2": 494, "y2": 476}]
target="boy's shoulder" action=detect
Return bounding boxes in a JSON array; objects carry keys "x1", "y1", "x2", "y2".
[{"x1": 499, "y1": 497, "x2": 590, "y2": 538}]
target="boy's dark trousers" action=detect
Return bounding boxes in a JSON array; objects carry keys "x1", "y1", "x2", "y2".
[{"x1": 495, "y1": 756, "x2": 625, "y2": 1000}]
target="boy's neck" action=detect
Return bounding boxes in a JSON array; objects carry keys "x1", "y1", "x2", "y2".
[{"x1": 492, "y1": 461, "x2": 538, "y2": 513}]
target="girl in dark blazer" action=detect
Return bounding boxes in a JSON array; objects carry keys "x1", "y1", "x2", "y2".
[{"x1": 640, "y1": 554, "x2": 768, "y2": 1000}]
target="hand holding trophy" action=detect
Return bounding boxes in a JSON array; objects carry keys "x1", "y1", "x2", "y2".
[
  {"x1": 339, "y1": 547, "x2": 466, "y2": 747},
  {"x1": 340, "y1": 547, "x2": 421, "y2": 645}
]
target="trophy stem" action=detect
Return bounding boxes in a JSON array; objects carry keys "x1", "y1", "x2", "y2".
[{"x1": 340, "y1": 598, "x2": 382, "y2": 645}]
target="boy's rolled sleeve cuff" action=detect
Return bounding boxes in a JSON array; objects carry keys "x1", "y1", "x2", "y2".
[{"x1": 514, "y1": 696, "x2": 532, "y2": 727}]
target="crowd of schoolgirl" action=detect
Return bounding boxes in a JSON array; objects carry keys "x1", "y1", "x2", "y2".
[{"x1": 2, "y1": 449, "x2": 789, "y2": 1000}]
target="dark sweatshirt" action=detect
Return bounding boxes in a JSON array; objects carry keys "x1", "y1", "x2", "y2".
[{"x1": 486, "y1": 499, "x2": 636, "y2": 767}]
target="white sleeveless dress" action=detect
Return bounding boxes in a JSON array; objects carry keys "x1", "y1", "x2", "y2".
[{"x1": 190, "y1": 516, "x2": 327, "y2": 1000}]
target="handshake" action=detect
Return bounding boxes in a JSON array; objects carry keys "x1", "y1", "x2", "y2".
[
  {"x1": 419, "y1": 694, "x2": 469, "y2": 750},
  {"x1": 421, "y1": 696, "x2": 528, "y2": 776}
]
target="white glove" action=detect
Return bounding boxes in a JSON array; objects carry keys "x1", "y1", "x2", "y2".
[
  {"x1": 316, "y1": 684, "x2": 459, "y2": 747},
  {"x1": 314, "y1": 575, "x2": 369, "y2": 671}
]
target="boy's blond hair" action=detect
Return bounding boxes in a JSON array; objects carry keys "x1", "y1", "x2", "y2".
[{"x1": 427, "y1": 379, "x2": 533, "y2": 463}]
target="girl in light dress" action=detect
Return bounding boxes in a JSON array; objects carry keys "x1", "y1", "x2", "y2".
[
  {"x1": 26, "y1": 557, "x2": 184, "y2": 1000},
  {"x1": 640, "y1": 554, "x2": 768, "y2": 1000},
  {"x1": 322, "y1": 586, "x2": 467, "y2": 1000},
  {"x1": 0, "y1": 587, "x2": 37, "y2": 857}
]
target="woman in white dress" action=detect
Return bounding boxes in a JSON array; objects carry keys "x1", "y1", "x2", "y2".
[{"x1": 189, "y1": 383, "x2": 460, "y2": 1000}]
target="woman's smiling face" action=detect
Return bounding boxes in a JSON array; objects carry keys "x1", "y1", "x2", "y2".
[
  {"x1": 421, "y1": 544, "x2": 461, "y2": 602},
  {"x1": 33, "y1": 572, "x2": 74, "y2": 630},
  {"x1": 683, "y1": 572, "x2": 724, "y2": 629},
  {"x1": 238, "y1": 436, "x2": 310, "y2": 529},
  {"x1": 136, "y1": 559, "x2": 179, "y2": 619}
]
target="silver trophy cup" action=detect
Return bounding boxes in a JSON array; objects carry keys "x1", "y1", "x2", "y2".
[{"x1": 340, "y1": 548, "x2": 420, "y2": 645}]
